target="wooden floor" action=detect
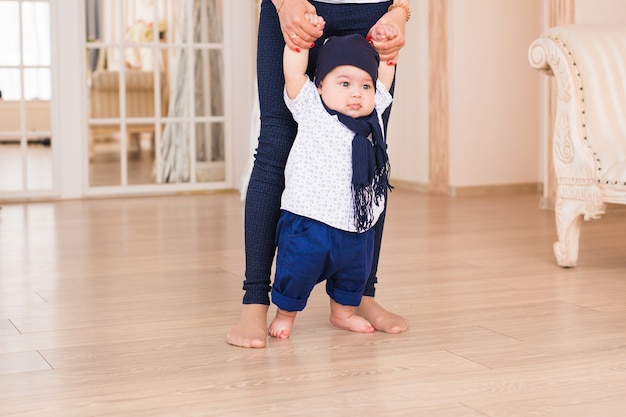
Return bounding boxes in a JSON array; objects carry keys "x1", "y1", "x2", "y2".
[{"x1": 2, "y1": 189, "x2": 626, "y2": 416}]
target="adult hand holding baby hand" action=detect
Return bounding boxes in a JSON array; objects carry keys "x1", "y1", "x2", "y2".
[{"x1": 275, "y1": 0, "x2": 325, "y2": 51}]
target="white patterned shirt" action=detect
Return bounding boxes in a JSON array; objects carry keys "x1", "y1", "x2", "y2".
[{"x1": 282, "y1": 79, "x2": 392, "y2": 233}]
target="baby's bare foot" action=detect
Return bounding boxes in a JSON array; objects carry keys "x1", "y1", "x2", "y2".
[
  {"x1": 269, "y1": 309, "x2": 297, "y2": 339},
  {"x1": 226, "y1": 304, "x2": 269, "y2": 348}
]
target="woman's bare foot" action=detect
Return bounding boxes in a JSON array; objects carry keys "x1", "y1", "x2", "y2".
[
  {"x1": 329, "y1": 299, "x2": 375, "y2": 333},
  {"x1": 269, "y1": 309, "x2": 297, "y2": 339},
  {"x1": 226, "y1": 304, "x2": 269, "y2": 348},
  {"x1": 355, "y1": 295, "x2": 409, "y2": 334}
]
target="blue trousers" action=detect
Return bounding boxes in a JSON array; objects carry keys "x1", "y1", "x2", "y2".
[
  {"x1": 243, "y1": 0, "x2": 394, "y2": 305},
  {"x1": 272, "y1": 211, "x2": 375, "y2": 312}
]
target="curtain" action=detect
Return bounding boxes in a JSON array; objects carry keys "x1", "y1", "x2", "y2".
[
  {"x1": 86, "y1": 0, "x2": 102, "y2": 71},
  {"x1": 158, "y1": 0, "x2": 224, "y2": 183}
]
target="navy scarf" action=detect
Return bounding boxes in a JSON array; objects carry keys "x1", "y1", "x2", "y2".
[{"x1": 324, "y1": 104, "x2": 391, "y2": 232}]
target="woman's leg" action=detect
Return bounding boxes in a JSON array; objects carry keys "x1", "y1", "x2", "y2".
[
  {"x1": 329, "y1": 299, "x2": 374, "y2": 333},
  {"x1": 244, "y1": 0, "x2": 299, "y2": 305},
  {"x1": 227, "y1": 0, "x2": 297, "y2": 348}
]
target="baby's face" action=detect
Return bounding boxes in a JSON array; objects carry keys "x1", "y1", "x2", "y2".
[{"x1": 317, "y1": 65, "x2": 375, "y2": 118}]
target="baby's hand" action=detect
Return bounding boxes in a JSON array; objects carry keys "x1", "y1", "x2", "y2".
[
  {"x1": 305, "y1": 13, "x2": 325, "y2": 31},
  {"x1": 368, "y1": 24, "x2": 398, "y2": 43}
]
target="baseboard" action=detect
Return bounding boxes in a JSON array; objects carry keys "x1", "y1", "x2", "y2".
[
  {"x1": 450, "y1": 182, "x2": 543, "y2": 197},
  {"x1": 391, "y1": 179, "x2": 543, "y2": 197},
  {"x1": 389, "y1": 179, "x2": 431, "y2": 194}
]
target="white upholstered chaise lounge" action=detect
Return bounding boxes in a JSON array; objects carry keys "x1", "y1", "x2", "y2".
[{"x1": 529, "y1": 25, "x2": 626, "y2": 267}]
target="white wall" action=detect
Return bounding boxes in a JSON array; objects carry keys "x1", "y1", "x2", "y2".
[
  {"x1": 386, "y1": 0, "x2": 429, "y2": 187},
  {"x1": 575, "y1": 0, "x2": 626, "y2": 24},
  {"x1": 266, "y1": 0, "x2": 626, "y2": 193},
  {"x1": 387, "y1": 0, "x2": 544, "y2": 191},
  {"x1": 448, "y1": 0, "x2": 543, "y2": 189}
]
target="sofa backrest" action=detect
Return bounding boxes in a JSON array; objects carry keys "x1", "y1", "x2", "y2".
[{"x1": 544, "y1": 25, "x2": 626, "y2": 173}]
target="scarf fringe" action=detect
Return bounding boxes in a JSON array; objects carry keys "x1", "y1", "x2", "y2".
[
  {"x1": 353, "y1": 160, "x2": 392, "y2": 233},
  {"x1": 353, "y1": 183, "x2": 374, "y2": 232}
]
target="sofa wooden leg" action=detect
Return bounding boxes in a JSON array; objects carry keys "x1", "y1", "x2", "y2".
[
  {"x1": 553, "y1": 202, "x2": 583, "y2": 267},
  {"x1": 553, "y1": 195, "x2": 606, "y2": 267}
]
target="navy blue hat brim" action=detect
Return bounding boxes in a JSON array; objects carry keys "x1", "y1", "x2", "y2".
[{"x1": 314, "y1": 34, "x2": 380, "y2": 88}]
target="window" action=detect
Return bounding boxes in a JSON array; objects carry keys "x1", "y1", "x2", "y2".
[
  {"x1": 0, "y1": 1, "x2": 51, "y2": 100},
  {"x1": 85, "y1": 0, "x2": 227, "y2": 190},
  {"x1": 0, "y1": 0, "x2": 53, "y2": 194}
]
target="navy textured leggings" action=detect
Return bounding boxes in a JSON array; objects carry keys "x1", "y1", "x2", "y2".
[{"x1": 243, "y1": 0, "x2": 394, "y2": 305}]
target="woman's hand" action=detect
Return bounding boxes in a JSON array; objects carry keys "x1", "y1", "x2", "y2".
[
  {"x1": 367, "y1": 7, "x2": 407, "y2": 64},
  {"x1": 274, "y1": 0, "x2": 325, "y2": 51}
]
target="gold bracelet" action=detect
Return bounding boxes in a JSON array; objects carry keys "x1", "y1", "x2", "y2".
[
  {"x1": 276, "y1": 0, "x2": 286, "y2": 13},
  {"x1": 388, "y1": 3, "x2": 411, "y2": 23}
]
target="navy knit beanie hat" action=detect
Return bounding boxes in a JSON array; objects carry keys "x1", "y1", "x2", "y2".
[{"x1": 314, "y1": 34, "x2": 379, "y2": 88}]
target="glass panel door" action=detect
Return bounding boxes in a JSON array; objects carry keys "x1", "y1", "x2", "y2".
[
  {"x1": 85, "y1": 0, "x2": 227, "y2": 192},
  {"x1": 0, "y1": 0, "x2": 53, "y2": 196}
]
